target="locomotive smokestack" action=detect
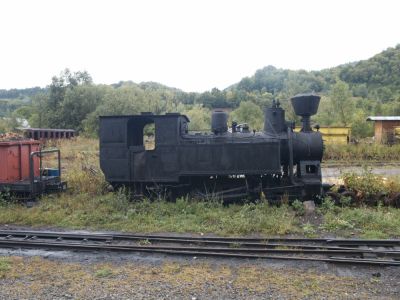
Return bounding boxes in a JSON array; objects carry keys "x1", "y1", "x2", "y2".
[
  {"x1": 211, "y1": 110, "x2": 228, "y2": 135},
  {"x1": 290, "y1": 93, "x2": 320, "y2": 132}
]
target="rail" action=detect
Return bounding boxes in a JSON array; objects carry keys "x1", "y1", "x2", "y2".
[{"x1": 1, "y1": 230, "x2": 400, "y2": 266}]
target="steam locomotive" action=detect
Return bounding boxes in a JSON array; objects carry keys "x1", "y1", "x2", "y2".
[{"x1": 99, "y1": 93, "x2": 325, "y2": 202}]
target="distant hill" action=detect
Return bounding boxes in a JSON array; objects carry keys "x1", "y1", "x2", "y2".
[
  {"x1": 232, "y1": 44, "x2": 400, "y2": 102},
  {"x1": 339, "y1": 44, "x2": 400, "y2": 101},
  {"x1": 1, "y1": 44, "x2": 399, "y2": 125},
  {"x1": 0, "y1": 87, "x2": 45, "y2": 100}
]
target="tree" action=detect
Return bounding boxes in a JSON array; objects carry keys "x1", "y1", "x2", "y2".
[
  {"x1": 60, "y1": 85, "x2": 107, "y2": 131},
  {"x1": 182, "y1": 105, "x2": 211, "y2": 131},
  {"x1": 351, "y1": 110, "x2": 373, "y2": 138},
  {"x1": 44, "y1": 69, "x2": 94, "y2": 128},
  {"x1": 231, "y1": 101, "x2": 264, "y2": 130},
  {"x1": 330, "y1": 80, "x2": 353, "y2": 126}
]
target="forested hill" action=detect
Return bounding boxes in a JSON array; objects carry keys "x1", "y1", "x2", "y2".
[
  {"x1": 0, "y1": 44, "x2": 399, "y2": 138},
  {"x1": 233, "y1": 44, "x2": 400, "y2": 102},
  {"x1": 0, "y1": 87, "x2": 45, "y2": 100},
  {"x1": 339, "y1": 44, "x2": 400, "y2": 100}
]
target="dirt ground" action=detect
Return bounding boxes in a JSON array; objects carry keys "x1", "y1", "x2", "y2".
[{"x1": 0, "y1": 234, "x2": 399, "y2": 299}]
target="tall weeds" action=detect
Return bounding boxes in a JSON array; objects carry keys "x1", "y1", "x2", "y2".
[{"x1": 324, "y1": 143, "x2": 400, "y2": 162}]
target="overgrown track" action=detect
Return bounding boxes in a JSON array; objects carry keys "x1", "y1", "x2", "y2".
[{"x1": 1, "y1": 230, "x2": 400, "y2": 266}]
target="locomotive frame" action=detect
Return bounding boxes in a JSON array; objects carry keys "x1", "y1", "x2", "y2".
[{"x1": 99, "y1": 94, "x2": 325, "y2": 202}]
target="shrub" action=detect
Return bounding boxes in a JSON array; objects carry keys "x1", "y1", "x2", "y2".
[
  {"x1": 320, "y1": 197, "x2": 336, "y2": 213},
  {"x1": 291, "y1": 199, "x2": 305, "y2": 216},
  {"x1": 340, "y1": 167, "x2": 400, "y2": 206}
]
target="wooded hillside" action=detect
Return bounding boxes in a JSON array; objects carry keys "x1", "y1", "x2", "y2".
[{"x1": 1, "y1": 44, "x2": 399, "y2": 138}]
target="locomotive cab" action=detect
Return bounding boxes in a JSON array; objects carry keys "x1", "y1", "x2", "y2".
[{"x1": 100, "y1": 113, "x2": 189, "y2": 187}]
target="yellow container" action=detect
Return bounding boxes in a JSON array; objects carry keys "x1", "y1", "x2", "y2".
[{"x1": 294, "y1": 126, "x2": 351, "y2": 144}]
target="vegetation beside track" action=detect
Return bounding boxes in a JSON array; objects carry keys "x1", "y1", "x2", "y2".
[
  {"x1": 1, "y1": 137, "x2": 400, "y2": 239},
  {"x1": 323, "y1": 143, "x2": 400, "y2": 163},
  {"x1": 1, "y1": 192, "x2": 400, "y2": 239}
]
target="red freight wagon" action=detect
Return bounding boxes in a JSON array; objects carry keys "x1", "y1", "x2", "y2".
[
  {"x1": 0, "y1": 140, "x2": 40, "y2": 182},
  {"x1": 0, "y1": 140, "x2": 67, "y2": 200}
]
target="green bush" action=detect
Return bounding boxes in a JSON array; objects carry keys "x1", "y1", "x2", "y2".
[{"x1": 291, "y1": 199, "x2": 305, "y2": 215}]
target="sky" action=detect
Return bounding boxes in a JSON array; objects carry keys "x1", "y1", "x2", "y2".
[{"x1": 0, "y1": 0, "x2": 399, "y2": 92}]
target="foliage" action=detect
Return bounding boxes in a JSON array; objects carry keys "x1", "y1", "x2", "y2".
[
  {"x1": 231, "y1": 101, "x2": 264, "y2": 130},
  {"x1": 321, "y1": 206, "x2": 400, "y2": 238},
  {"x1": 182, "y1": 104, "x2": 211, "y2": 131},
  {"x1": 329, "y1": 80, "x2": 353, "y2": 126},
  {"x1": 319, "y1": 197, "x2": 336, "y2": 214},
  {"x1": 0, "y1": 195, "x2": 298, "y2": 236},
  {"x1": 50, "y1": 137, "x2": 107, "y2": 195},
  {"x1": 1, "y1": 191, "x2": 400, "y2": 238},
  {"x1": 82, "y1": 82, "x2": 184, "y2": 136},
  {"x1": 340, "y1": 168, "x2": 400, "y2": 206},
  {"x1": 0, "y1": 257, "x2": 11, "y2": 279},
  {"x1": 342, "y1": 168, "x2": 385, "y2": 198},
  {"x1": 291, "y1": 199, "x2": 304, "y2": 216},
  {"x1": 302, "y1": 223, "x2": 316, "y2": 237},
  {"x1": 323, "y1": 143, "x2": 400, "y2": 162},
  {"x1": 0, "y1": 117, "x2": 17, "y2": 133},
  {"x1": 340, "y1": 44, "x2": 400, "y2": 101},
  {"x1": 95, "y1": 267, "x2": 113, "y2": 278}
]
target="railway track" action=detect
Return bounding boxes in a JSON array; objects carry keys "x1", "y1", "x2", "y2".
[{"x1": 0, "y1": 230, "x2": 400, "y2": 266}]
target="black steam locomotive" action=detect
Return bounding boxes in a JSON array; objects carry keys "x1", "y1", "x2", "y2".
[{"x1": 99, "y1": 93, "x2": 324, "y2": 202}]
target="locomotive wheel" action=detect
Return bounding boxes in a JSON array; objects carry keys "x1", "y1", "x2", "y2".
[
  {"x1": 386, "y1": 192, "x2": 400, "y2": 207},
  {"x1": 340, "y1": 190, "x2": 356, "y2": 204},
  {"x1": 325, "y1": 191, "x2": 340, "y2": 205},
  {"x1": 372, "y1": 191, "x2": 387, "y2": 206}
]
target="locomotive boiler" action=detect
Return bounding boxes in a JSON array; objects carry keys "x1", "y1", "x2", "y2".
[{"x1": 99, "y1": 93, "x2": 324, "y2": 202}]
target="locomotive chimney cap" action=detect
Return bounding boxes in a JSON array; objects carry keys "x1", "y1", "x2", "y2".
[{"x1": 290, "y1": 93, "x2": 320, "y2": 117}]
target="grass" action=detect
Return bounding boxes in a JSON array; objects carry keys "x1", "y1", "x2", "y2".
[
  {"x1": 0, "y1": 256, "x2": 380, "y2": 299},
  {"x1": 94, "y1": 267, "x2": 113, "y2": 278},
  {"x1": 1, "y1": 137, "x2": 400, "y2": 239},
  {"x1": 324, "y1": 143, "x2": 400, "y2": 163},
  {"x1": 0, "y1": 194, "x2": 299, "y2": 236},
  {"x1": 1, "y1": 192, "x2": 400, "y2": 238},
  {"x1": 0, "y1": 257, "x2": 11, "y2": 278},
  {"x1": 321, "y1": 205, "x2": 400, "y2": 238},
  {"x1": 43, "y1": 138, "x2": 106, "y2": 195}
]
